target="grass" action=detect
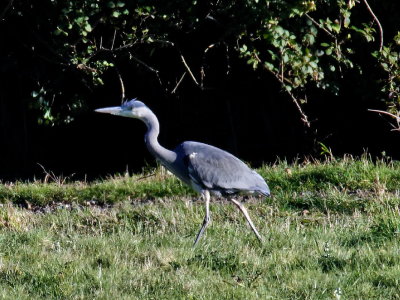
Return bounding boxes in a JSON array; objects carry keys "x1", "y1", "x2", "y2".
[{"x1": 0, "y1": 156, "x2": 399, "y2": 299}]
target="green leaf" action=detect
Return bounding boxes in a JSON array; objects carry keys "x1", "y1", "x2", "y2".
[
  {"x1": 284, "y1": 85, "x2": 292, "y2": 92},
  {"x1": 84, "y1": 24, "x2": 92, "y2": 32},
  {"x1": 325, "y1": 48, "x2": 333, "y2": 55},
  {"x1": 264, "y1": 62, "x2": 275, "y2": 71},
  {"x1": 306, "y1": 34, "x2": 315, "y2": 45},
  {"x1": 371, "y1": 51, "x2": 380, "y2": 58},
  {"x1": 275, "y1": 26, "x2": 284, "y2": 36},
  {"x1": 331, "y1": 23, "x2": 341, "y2": 34},
  {"x1": 283, "y1": 53, "x2": 289, "y2": 63},
  {"x1": 344, "y1": 16, "x2": 350, "y2": 28},
  {"x1": 75, "y1": 17, "x2": 84, "y2": 24},
  {"x1": 54, "y1": 28, "x2": 62, "y2": 36}
]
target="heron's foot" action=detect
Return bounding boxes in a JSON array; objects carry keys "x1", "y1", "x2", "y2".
[{"x1": 193, "y1": 216, "x2": 211, "y2": 246}]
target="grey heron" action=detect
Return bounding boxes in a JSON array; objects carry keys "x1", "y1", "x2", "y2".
[{"x1": 96, "y1": 99, "x2": 270, "y2": 245}]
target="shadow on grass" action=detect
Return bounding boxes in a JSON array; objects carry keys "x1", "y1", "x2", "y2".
[{"x1": 274, "y1": 190, "x2": 371, "y2": 214}]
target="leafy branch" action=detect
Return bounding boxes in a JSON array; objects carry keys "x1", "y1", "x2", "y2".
[
  {"x1": 362, "y1": 0, "x2": 383, "y2": 51},
  {"x1": 253, "y1": 52, "x2": 311, "y2": 127},
  {"x1": 6, "y1": 0, "x2": 399, "y2": 127}
]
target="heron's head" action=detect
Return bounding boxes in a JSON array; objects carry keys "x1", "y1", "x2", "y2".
[{"x1": 95, "y1": 99, "x2": 148, "y2": 119}]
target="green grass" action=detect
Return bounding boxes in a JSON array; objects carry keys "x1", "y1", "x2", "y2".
[{"x1": 0, "y1": 156, "x2": 400, "y2": 299}]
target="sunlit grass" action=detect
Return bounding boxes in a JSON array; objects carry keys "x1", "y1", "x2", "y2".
[
  {"x1": 1, "y1": 155, "x2": 399, "y2": 207},
  {"x1": 0, "y1": 156, "x2": 399, "y2": 299}
]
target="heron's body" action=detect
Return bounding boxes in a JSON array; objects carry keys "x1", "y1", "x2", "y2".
[
  {"x1": 96, "y1": 99, "x2": 270, "y2": 245},
  {"x1": 172, "y1": 141, "x2": 270, "y2": 197}
]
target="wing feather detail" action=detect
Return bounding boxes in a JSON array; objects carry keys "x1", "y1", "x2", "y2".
[{"x1": 179, "y1": 142, "x2": 269, "y2": 195}]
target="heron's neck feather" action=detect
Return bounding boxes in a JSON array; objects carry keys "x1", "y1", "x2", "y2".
[{"x1": 143, "y1": 110, "x2": 176, "y2": 164}]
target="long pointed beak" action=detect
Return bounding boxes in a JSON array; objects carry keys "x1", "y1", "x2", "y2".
[{"x1": 95, "y1": 106, "x2": 123, "y2": 115}]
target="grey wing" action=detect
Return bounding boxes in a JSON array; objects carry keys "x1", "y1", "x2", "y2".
[{"x1": 182, "y1": 143, "x2": 270, "y2": 196}]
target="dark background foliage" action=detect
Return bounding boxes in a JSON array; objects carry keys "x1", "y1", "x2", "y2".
[{"x1": 0, "y1": 0, "x2": 399, "y2": 180}]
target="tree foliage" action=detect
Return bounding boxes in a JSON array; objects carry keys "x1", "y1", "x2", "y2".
[{"x1": 1, "y1": 0, "x2": 399, "y2": 125}]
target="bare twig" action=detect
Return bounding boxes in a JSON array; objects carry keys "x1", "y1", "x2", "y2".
[
  {"x1": 91, "y1": 47, "x2": 153, "y2": 74},
  {"x1": 362, "y1": 0, "x2": 383, "y2": 51},
  {"x1": 305, "y1": 13, "x2": 335, "y2": 38},
  {"x1": 102, "y1": 39, "x2": 175, "y2": 53},
  {"x1": 0, "y1": 0, "x2": 13, "y2": 21},
  {"x1": 151, "y1": 39, "x2": 175, "y2": 47},
  {"x1": 280, "y1": 50, "x2": 285, "y2": 84},
  {"x1": 129, "y1": 53, "x2": 159, "y2": 74},
  {"x1": 115, "y1": 66, "x2": 125, "y2": 103},
  {"x1": 225, "y1": 43, "x2": 231, "y2": 75},
  {"x1": 368, "y1": 109, "x2": 399, "y2": 120},
  {"x1": 201, "y1": 44, "x2": 216, "y2": 88},
  {"x1": 111, "y1": 29, "x2": 117, "y2": 50},
  {"x1": 136, "y1": 173, "x2": 156, "y2": 181},
  {"x1": 180, "y1": 54, "x2": 200, "y2": 87},
  {"x1": 76, "y1": 64, "x2": 97, "y2": 73},
  {"x1": 92, "y1": 40, "x2": 165, "y2": 88},
  {"x1": 171, "y1": 72, "x2": 186, "y2": 94},
  {"x1": 284, "y1": 86, "x2": 311, "y2": 127},
  {"x1": 128, "y1": 52, "x2": 163, "y2": 87},
  {"x1": 30, "y1": 31, "x2": 70, "y2": 65},
  {"x1": 368, "y1": 109, "x2": 400, "y2": 131},
  {"x1": 254, "y1": 53, "x2": 311, "y2": 127},
  {"x1": 37, "y1": 163, "x2": 73, "y2": 186}
]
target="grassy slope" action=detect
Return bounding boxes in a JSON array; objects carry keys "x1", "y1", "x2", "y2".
[{"x1": 0, "y1": 157, "x2": 399, "y2": 299}]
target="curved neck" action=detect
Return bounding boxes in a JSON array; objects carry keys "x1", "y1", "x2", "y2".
[{"x1": 142, "y1": 110, "x2": 176, "y2": 164}]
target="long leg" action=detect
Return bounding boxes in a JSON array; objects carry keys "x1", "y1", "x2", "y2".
[
  {"x1": 230, "y1": 198, "x2": 263, "y2": 243},
  {"x1": 193, "y1": 190, "x2": 211, "y2": 246}
]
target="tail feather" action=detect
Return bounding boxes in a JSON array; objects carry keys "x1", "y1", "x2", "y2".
[{"x1": 257, "y1": 189, "x2": 271, "y2": 197}]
